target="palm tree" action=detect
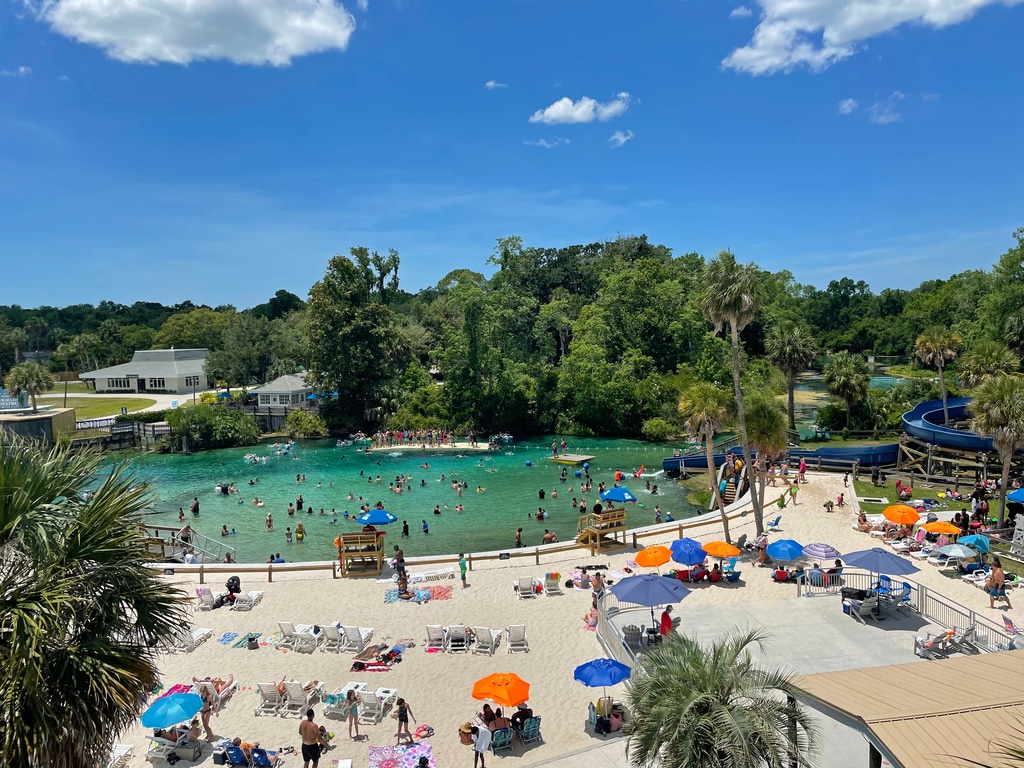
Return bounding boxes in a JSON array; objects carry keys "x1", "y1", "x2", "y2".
[
  {"x1": 4, "y1": 361, "x2": 55, "y2": 412},
  {"x1": 680, "y1": 382, "x2": 733, "y2": 543},
  {"x1": 916, "y1": 327, "x2": 962, "y2": 425},
  {"x1": 627, "y1": 628, "x2": 819, "y2": 768},
  {"x1": 823, "y1": 351, "x2": 870, "y2": 427},
  {"x1": 971, "y1": 374, "x2": 1024, "y2": 527},
  {"x1": 697, "y1": 251, "x2": 766, "y2": 533},
  {"x1": 958, "y1": 340, "x2": 1019, "y2": 389},
  {"x1": 746, "y1": 391, "x2": 789, "y2": 507},
  {"x1": 765, "y1": 320, "x2": 817, "y2": 429},
  {"x1": 0, "y1": 433, "x2": 187, "y2": 767}
]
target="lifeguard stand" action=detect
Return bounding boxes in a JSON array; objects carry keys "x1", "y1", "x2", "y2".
[
  {"x1": 576, "y1": 507, "x2": 628, "y2": 555},
  {"x1": 337, "y1": 532, "x2": 386, "y2": 576}
]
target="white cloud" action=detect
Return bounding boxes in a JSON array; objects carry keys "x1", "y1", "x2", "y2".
[
  {"x1": 356, "y1": 0, "x2": 368, "y2": 9},
  {"x1": 1, "y1": 66, "x2": 33, "y2": 77},
  {"x1": 838, "y1": 98, "x2": 858, "y2": 114},
  {"x1": 869, "y1": 91, "x2": 906, "y2": 124},
  {"x1": 723, "y1": 0, "x2": 1024, "y2": 75},
  {"x1": 730, "y1": 6, "x2": 753, "y2": 18},
  {"x1": 524, "y1": 137, "x2": 569, "y2": 149},
  {"x1": 485, "y1": 80, "x2": 507, "y2": 89},
  {"x1": 22, "y1": 0, "x2": 356, "y2": 66},
  {"x1": 529, "y1": 92, "x2": 630, "y2": 125},
  {"x1": 608, "y1": 130, "x2": 634, "y2": 148}
]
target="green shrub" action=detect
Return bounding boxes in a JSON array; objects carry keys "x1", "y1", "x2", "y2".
[
  {"x1": 114, "y1": 410, "x2": 170, "y2": 424},
  {"x1": 285, "y1": 410, "x2": 328, "y2": 438},
  {"x1": 641, "y1": 417, "x2": 675, "y2": 442}
]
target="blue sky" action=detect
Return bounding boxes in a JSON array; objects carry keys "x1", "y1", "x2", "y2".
[{"x1": 1, "y1": 0, "x2": 1022, "y2": 309}]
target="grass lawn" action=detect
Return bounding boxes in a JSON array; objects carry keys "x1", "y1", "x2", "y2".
[
  {"x1": 47, "y1": 381, "x2": 93, "y2": 394},
  {"x1": 48, "y1": 397, "x2": 157, "y2": 420}
]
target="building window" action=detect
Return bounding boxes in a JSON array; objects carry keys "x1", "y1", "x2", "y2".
[
  {"x1": 107, "y1": 378, "x2": 130, "y2": 389},
  {"x1": 293, "y1": 394, "x2": 303, "y2": 405},
  {"x1": 184, "y1": 376, "x2": 200, "y2": 387},
  {"x1": 259, "y1": 395, "x2": 271, "y2": 405},
  {"x1": 148, "y1": 378, "x2": 165, "y2": 389}
]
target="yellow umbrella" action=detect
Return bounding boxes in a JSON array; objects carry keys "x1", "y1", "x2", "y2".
[
  {"x1": 635, "y1": 545, "x2": 672, "y2": 569},
  {"x1": 921, "y1": 521, "x2": 960, "y2": 535},
  {"x1": 883, "y1": 505, "x2": 920, "y2": 526},
  {"x1": 702, "y1": 541, "x2": 741, "y2": 559}
]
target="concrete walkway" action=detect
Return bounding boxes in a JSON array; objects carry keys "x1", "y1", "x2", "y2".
[{"x1": 38, "y1": 389, "x2": 214, "y2": 413}]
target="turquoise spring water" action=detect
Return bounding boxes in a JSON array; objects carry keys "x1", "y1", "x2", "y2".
[{"x1": 122, "y1": 437, "x2": 701, "y2": 563}]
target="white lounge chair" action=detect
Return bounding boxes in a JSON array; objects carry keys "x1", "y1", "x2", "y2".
[
  {"x1": 357, "y1": 693, "x2": 384, "y2": 724},
  {"x1": 447, "y1": 625, "x2": 470, "y2": 653},
  {"x1": 194, "y1": 678, "x2": 238, "y2": 708},
  {"x1": 166, "y1": 626, "x2": 213, "y2": 653},
  {"x1": 425, "y1": 624, "x2": 447, "y2": 651},
  {"x1": 425, "y1": 567, "x2": 455, "y2": 581},
  {"x1": 323, "y1": 682, "x2": 368, "y2": 718},
  {"x1": 543, "y1": 576, "x2": 563, "y2": 596},
  {"x1": 146, "y1": 729, "x2": 191, "y2": 761},
  {"x1": 341, "y1": 625, "x2": 374, "y2": 653},
  {"x1": 472, "y1": 627, "x2": 501, "y2": 655},
  {"x1": 292, "y1": 625, "x2": 323, "y2": 653},
  {"x1": 278, "y1": 622, "x2": 320, "y2": 652},
  {"x1": 376, "y1": 686, "x2": 399, "y2": 715},
  {"x1": 506, "y1": 624, "x2": 529, "y2": 653},
  {"x1": 281, "y1": 680, "x2": 324, "y2": 717},
  {"x1": 105, "y1": 744, "x2": 134, "y2": 768},
  {"x1": 321, "y1": 624, "x2": 345, "y2": 653},
  {"x1": 230, "y1": 591, "x2": 264, "y2": 611},
  {"x1": 516, "y1": 578, "x2": 536, "y2": 599},
  {"x1": 254, "y1": 682, "x2": 284, "y2": 716},
  {"x1": 196, "y1": 587, "x2": 226, "y2": 611}
]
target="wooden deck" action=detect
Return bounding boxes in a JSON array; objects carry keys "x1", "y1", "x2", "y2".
[{"x1": 546, "y1": 453, "x2": 596, "y2": 466}]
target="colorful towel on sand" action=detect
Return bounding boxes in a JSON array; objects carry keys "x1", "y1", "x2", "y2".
[
  {"x1": 427, "y1": 585, "x2": 452, "y2": 601},
  {"x1": 353, "y1": 662, "x2": 392, "y2": 672},
  {"x1": 260, "y1": 631, "x2": 281, "y2": 648},
  {"x1": 159, "y1": 684, "x2": 193, "y2": 699},
  {"x1": 232, "y1": 632, "x2": 261, "y2": 649},
  {"x1": 384, "y1": 585, "x2": 452, "y2": 604},
  {"x1": 217, "y1": 632, "x2": 240, "y2": 645},
  {"x1": 368, "y1": 742, "x2": 435, "y2": 768}
]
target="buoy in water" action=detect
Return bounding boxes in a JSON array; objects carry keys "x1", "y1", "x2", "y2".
[
  {"x1": 574, "y1": 470, "x2": 582, "y2": 478},
  {"x1": 583, "y1": 462, "x2": 590, "y2": 469},
  {"x1": 525, "y1": 461, "x2": 532, "y2": 467}
]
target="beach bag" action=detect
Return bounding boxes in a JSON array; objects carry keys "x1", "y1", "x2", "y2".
[{"x1": 247, "y1": 637, "x2": 259, "y2": 651}]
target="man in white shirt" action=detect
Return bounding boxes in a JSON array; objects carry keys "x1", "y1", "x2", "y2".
[{"x1": 471, "y1": 725, "x2": 491, "y2": 767}]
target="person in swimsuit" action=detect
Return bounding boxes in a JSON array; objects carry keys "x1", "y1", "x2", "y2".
[
  {"x1": 346, "y1": 689, "x2": 361, "y2": 740},
  {"x1": 395, "y1": 697, "x2": 415, "y2": 744},
  {"x1": 199, "y1": 688, "x2": 216, "y2": 741},
  {"x1": 299, "y1": 709, "x2": 325, "y2": 768}
]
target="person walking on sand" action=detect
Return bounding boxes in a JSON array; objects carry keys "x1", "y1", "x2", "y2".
[
  {"x1": 471, "y1": 725, "x2": 491, "y2": 767},
  {"x1": 988, "y1": 556, "x2": 1013, "y2": 609},
  {"x1": 346, "y1": 689, "x2": 361, "y2": 741},
  {"x1": 460, "y1": 553, "x2": 468, "y2": 588},
  {"x1": 395, "y1": 697, "x2": 415, "y2": 743},
  {"x1": 788, "y1": 481, "x2": 799, "y2": 506},
  {"x1": 299, "y1": 708, "x2": 324, "y2": 768}
]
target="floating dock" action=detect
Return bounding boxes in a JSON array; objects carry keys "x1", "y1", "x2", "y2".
[{"x1": 546, "y1": 453, "x2": 596, "y2": 466}]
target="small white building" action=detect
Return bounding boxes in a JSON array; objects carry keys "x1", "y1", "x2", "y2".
[
  {"x1": 249, "y1": 373, "x2": 314, "y2": 409},
  {"x1": 80, "y1": 349, "x2": 212, "y2": 394}
]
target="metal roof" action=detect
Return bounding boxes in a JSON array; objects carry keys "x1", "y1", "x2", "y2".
[
  {"x1": 249, "y1": 373, "x2": 311, "y2": 395},
  {"x1": 79, "y1": 349, "x2": 209, "y2": 380},
  {"x1": 791, "y1": 651, "x2": 1024, "y2": 768}
]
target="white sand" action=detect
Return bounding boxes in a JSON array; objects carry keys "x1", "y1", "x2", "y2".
[{"x1": 127, "y1": 472, "x2": 1019, "y2": 767}]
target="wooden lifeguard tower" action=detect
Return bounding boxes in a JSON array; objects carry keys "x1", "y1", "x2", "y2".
[
  {"x1": 576, "y1": 507, "x2": 628, "y2": 555},
  {"x1": 337, "y1": 532, "x2": 386, "y2": 577}
]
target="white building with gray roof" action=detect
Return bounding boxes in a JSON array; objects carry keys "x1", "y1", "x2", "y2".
[{"x1": 79, "y1": 349, "x2": 212, "y2": 394}]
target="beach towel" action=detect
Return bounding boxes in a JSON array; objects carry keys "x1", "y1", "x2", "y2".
[
  {"x1": 368, "y1": 742, "x2": 435, "y2": 768},
  {"x1": 259, "y1": 631, "x2": 281, "y2": 648},
  {"x1": 232, "y1": 632, "x2": 261, "y2": 649},
  {"x1": 217, "y1": 632, "x2": 240, "y2": 645},
  {"x1": 353, "y1": 661, "x2": 392, "y2": 672},
  {"x1": 159, "y1": 684, "x2": 193, "y2": 699},
  {"x1": 427, "y1": 585, "x2": 452, "y2": 601}
]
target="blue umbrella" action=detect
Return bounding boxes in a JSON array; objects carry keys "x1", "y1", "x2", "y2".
[
  {"x1": 356, "y1": 509, "x2": 398, "y2": 525},
  {"x1": 1008, "y1": 488, "x2": 1024, "y2": 504},
  {"x1": 306, "y1": 393, "x2": 319, "y2": 400},
  {"x1": 958, "y1": 534, "x2": 990, "y2": 554},
  {"x1": 140, "y1": 693, "x2": 203, "y2": 729},
  {"x1": 601, "y1": 486, "x2": 637, "y2": 504},
  {"x1": 573, "y1": 658, "x2": 631, "y2": 697},
  {"x1": 669, "y1": 538, "x2": 707, "y2": 566},
  {"x1": 803, "y1": 542, "x2": 842, "y2": 561},
  {"x1": 842, "y1": 547, "x2": 920, "y2": 577},
  {"x1": 766, "y1": 539, "x2": 804, "y2": 562},
  {"x1": 610, "y1": 573, "x2": 691, "y2": 626},
  {"x1": 216, "y1": 391, "x2": 232, "y2": 399}
]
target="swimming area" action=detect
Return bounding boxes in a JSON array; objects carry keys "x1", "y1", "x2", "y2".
[{"x1": 124, "y1": 437, "x2": 700, "y2": 562}]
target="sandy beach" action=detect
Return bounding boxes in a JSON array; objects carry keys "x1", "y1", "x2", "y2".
[{"x1": 127, "y1": 471, "x2": 1019, "y2": 768}]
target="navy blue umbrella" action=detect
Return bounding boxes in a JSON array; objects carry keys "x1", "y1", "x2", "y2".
[
  {"x1": 601, "y1": 486, "x2": 637, "y2": 504},
  {"x1": 610, "y1": 573, "x2": 690, "y2": 626},
  {"x1": 766, "y1": 539, "x2": 804, "y2": 562},
  {"x1": 140, "y1": 693, "x2": 203, "y2": 729},
  {"x1": 842, "y1": 547, "x2": 920, "y2": 576},
  {"x1": 574, "y1": 658, "x2": 631, "y2": 697},
  {"x1": 669, "y1": 538, "x2": 707, "y2": 566},
  {"x1": 356, "y1": 509, "x2": 398, "y2": 525}
]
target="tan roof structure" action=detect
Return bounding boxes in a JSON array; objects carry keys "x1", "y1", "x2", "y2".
[{"x1": 791, "y1": 651, "x2": 1024, "y2": 768}]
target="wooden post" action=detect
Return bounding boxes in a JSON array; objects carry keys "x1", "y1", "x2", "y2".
[
  {"x1": 469, "y1": 553, "x2": 474, "y2": 571},
  {"x1": 268, "y1": 563, "x2": 274, "y2": 583},
  {"x1": 199, "y1": 564, "x2": 205, "y2": 585},
  {"x1": 535, "y1": 548, "x2": 540, "y2": 566}
]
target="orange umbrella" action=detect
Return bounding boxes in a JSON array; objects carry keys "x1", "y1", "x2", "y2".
[
  {"x1": 922, "y1": 521, "x2": 960, "y2": 535},
  {"x1": 471, "y1": 673, "x2": 530, "y2": 708},
  {"x1": 883, "y1": 505, "x2": 920, "y2": 526},
  {"x1": 635, "y1": 545, "x2": 672, "y2": 568},
  {"x1": 702, "y1": 541, "x2": 741, "y2": 559}
]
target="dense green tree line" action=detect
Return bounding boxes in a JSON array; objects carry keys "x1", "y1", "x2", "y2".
[{"x1": 2, "y1": 229, "x2": 1023, "y2": 444}]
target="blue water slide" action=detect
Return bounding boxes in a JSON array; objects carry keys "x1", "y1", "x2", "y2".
[{"x1": 901, "y1": 397, "x2": 995, "y2": 453}]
